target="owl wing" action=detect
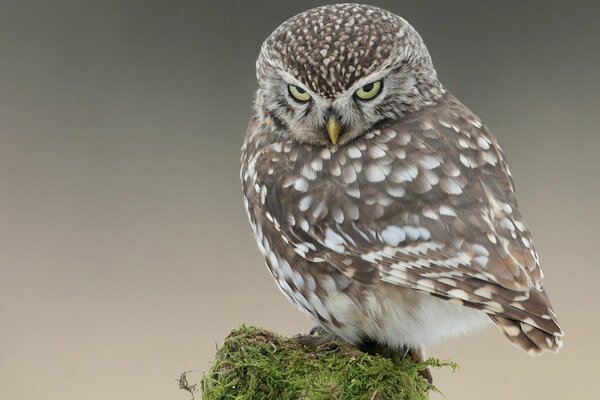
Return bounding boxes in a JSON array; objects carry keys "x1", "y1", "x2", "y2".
[
  {"x1": 248, "y1": 93, "x2": 562, "y2": 354},
  {"x1": 286, "y1": 193, "x2": 563, "y2": 355}
]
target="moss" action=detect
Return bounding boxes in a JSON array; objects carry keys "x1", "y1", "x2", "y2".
[{"x1": 200, "y1": 325, "x2": 456, "y2": 400}]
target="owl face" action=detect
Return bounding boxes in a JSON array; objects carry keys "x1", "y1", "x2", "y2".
[
  {"x1": 255, "y1": 4, "x2": 444, "y2": 147},
  {"x1": 258, "y1": 64, "x2": 416, "y2": 146}
]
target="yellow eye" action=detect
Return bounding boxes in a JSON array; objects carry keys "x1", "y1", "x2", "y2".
[
  {"x1": 288, "y1": 85, "x2": 311, "y2": 102},
  {"x1": 355, "y1": 80, "x2": 382, "y2": 100}
]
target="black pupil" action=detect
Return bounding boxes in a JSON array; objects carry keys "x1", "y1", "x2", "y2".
[
  {"x1": 295, "y1": 86, "x2": 305, "y2": 93},
  {"x1": 362, "y1": 83, "x2": 374, "y2": 92}
]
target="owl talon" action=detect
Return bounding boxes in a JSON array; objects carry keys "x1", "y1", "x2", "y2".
[
  {"x1": 294, "y1": 329, "x2": 339, "y2": 347},
  {"x1": 309, "y1": 325, "x2": 327, "y2": 336},
  {"x1": 419, "y1": 368, "x2": 433, "y2": 385},
  {"x1": 408, "y1": 346, "x2": 433, "y2": 384}
]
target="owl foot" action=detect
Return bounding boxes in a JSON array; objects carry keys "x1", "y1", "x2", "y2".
[
  {"x1": 408, "y1": 347, "x2": 433, "y2": 384},
  {"x1": 309, "y1": 325, "x2": 328, "y2": 336},
  {"x1": 294, "y1": 325, "x2": 339, "y2": 347}
]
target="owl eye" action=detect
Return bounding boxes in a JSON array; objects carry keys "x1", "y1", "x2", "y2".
[
  {"x1": 288, "y1": 85, "x2": 311, "y2": 102},
  {"x1": 354, "y1": 80, "x2": 382, "y2": 100}
]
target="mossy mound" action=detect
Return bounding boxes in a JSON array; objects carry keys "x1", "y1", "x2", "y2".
[{"x1": 201, "y1": 325, "x2": 455, "y2": 400}]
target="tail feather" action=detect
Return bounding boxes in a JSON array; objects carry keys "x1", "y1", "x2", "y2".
[{"x1": 490, "y1": 314, "x2": 563, "y2": 355}]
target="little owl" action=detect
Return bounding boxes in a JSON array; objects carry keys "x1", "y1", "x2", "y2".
[{"x1": 240, "y1": 3, "x2": 563, "y2": 377}]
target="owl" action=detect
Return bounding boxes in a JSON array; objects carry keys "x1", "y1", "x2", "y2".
[{"x1": 240, "y1": 3, "x2": 563, "y2": 372}]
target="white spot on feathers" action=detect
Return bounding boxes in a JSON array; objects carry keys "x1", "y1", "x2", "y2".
[
  {"x1": 477, "y1": 136, "x2": 490, "y2": 150},
  {"x1": 390, "y1": 164, "x2": 418, "y2": 183},
  {"x1": 472, "y1": 244, "x2": 489, "y2": 257},
  {"x1": 342, "y1": 165, "x2": 357, "y2": 183},
  {"x1": 440, "y1": 178, "x2": 463, "y2": 195},
  {"x1": 368, "y1": 146, "x2": 386, "y2": 158},
  {"x1": 324, "y1": 228, "x2": 346, "y2": 253},
  {"x1": 422, "y1": 208, "x2": 439, "y2": 220},
  {"x1": 365, "y1": 164, "x2": 386, "y2": 182},
  {"x1": 332, "y1": 208, "x2": 344, "y2": 224},
  {"x1": 386, "y1": 185, "x2": 405, "y2": 198},
  {"x1": 311, "y1": 158, "x2": 323, "y2": 171},
  {"x1": 419, "y1": 155, "x2": 441, "y2": 169},
  {"x1": 299, "y1": 218, "x2": 309, "y2": 232},
  {"x1": 403, "y1": 226, "x2": 421, "y2": 241},
  {"x1": 439, "y1": 205, "x2": 457, "y2": 217},
  {"x1": 448, "y1": 289, "x2": 470, "y2": 301},
  {"x1": 299, "y1": 195, "x2": 313, "y2": 211},
  {"x1": 302, "y1": 165, "x2": 317, "y2": 180},
  {"x1": 459, "y1": 154, "x2": 478, "y2": 168},
  {"x1": 294, "y1": 178, "x2": 308, "y2": 192},
  {"x1": 482, "y1": 151, "x2": 498, "y2": 165},
  {"x1": 347, "y1": 146, "x2": 362, "y2": 159},
  {"x1": 381, "y1": 225, "x2": 406, "y2": 246}
]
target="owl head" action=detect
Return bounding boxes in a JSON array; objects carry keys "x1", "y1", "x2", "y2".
[{"x1": 255, "y1": 4, "x2": 444, "y2": 146}]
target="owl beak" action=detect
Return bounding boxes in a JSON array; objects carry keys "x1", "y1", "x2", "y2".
[{"x1": 326, "y1": 116, "x2": 343, "y2": 144}]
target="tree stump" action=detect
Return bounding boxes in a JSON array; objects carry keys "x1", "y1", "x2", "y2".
[{"x1": 198, "y1": 325, "x2": 455, "y2": 400}]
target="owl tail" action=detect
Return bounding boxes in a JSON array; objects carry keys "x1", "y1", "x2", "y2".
[{"x1": 489, "y1": 314, "x2": 563, "y2": 355}]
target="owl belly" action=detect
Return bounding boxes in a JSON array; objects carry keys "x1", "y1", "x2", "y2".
[{"x1": 322, "y1": 284, "x2": 491, "y2": 349}]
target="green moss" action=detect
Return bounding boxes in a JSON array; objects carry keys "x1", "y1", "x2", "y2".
[{"x1": 200, "y1": 326, "x2": 456, "y2": 400}]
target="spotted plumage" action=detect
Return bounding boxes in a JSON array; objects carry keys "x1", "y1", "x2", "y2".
[{"x1": 241, "y1": 3, "x2": 563, "y2": 363}]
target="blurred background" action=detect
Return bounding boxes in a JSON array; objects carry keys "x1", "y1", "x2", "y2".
[{"x1": 1, "y1": 1, "x2": 598, "y2": 399}]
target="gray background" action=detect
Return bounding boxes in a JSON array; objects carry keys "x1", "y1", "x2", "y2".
[{"x1": 1, "y1": 1, "x2": 599, "y2": 399}]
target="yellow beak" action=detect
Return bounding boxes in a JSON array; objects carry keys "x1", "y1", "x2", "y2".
[{"x1": 326, "y1": 116, "x2": 343, "y2": 144}]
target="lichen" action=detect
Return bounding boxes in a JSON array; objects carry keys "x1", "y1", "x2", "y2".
[{"x1": 200, "y1": 325, "x2": 456, "y2": 400}]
